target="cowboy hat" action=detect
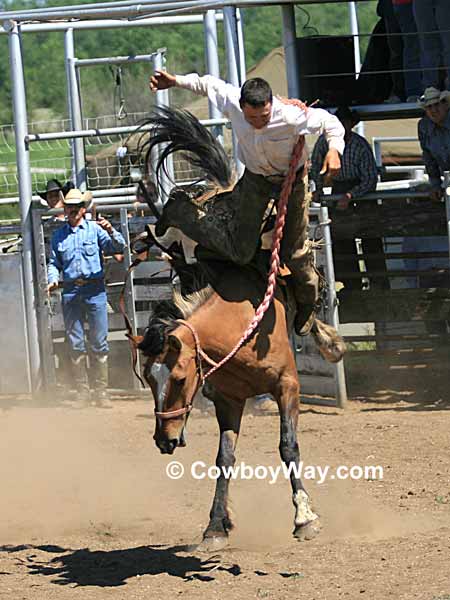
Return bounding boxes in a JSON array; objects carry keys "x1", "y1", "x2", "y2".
[
  {"x1": 418, "y1": 87, "x2": 450, "y2": 108},
  {"x1": 38, "y1": 179, "x2": 63, "y2": 201},
  {"x1": 63, "y1": 188, "x2": 93, "y2": 207},
  {"x1": 334, "y1": 106, "x2": 361, "y2": 127}
]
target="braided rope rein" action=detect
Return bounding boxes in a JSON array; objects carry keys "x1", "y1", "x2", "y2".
[{"x1": 200, "y1": 134, "x2": 306, "y2": 381}]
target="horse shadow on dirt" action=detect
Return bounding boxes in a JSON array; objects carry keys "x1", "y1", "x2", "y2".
[{"x1": 0, "y1": 543, "x2": 242, "y2": 586}]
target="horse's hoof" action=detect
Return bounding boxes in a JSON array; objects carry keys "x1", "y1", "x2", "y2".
[
  {"x1": 293, "y1": 518, "x2": 321, "y2": 541},
  {"x1": 196, "y1": 535, "x2": 229, "y2": 552}
]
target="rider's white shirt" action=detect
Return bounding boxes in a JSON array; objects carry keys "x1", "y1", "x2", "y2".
[{"x1": 175, "y1": 73, "x2": 345, "y2": 177}]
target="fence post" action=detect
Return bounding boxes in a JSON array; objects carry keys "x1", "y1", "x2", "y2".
[
  {"x1": 65, "y1": 28, "x2": 87, "y2": 190},
  {"x1": 223, "y1": 7, "x2": 244, "y2": 177},
  {"x1": 204, "y1": 10, "x2": 224, "y2": 145},
  {"x1": 31, "y1": 210, "x2": 57, "y2": 392},
  {"x1": 120, "y1": 208, "x2": 141, "y2": 389},
  {"x1": 319, "y1": 204, "x2": 348, "y2": 408},
  {"x1": 6, "y1": 19, "x2": 42, "y2": 394},
  {"x1": 281, "y1": 5, "x2": 300, "y2": 99},
  {"x1": 152, "y1": 49, "x2": 173, "y2": 205}
]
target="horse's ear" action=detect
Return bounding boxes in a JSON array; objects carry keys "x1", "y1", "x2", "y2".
[{"x1": 167, "y1": 334, "x2": 182, "y2": 354}]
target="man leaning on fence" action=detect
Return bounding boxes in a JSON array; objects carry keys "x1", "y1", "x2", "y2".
[{"x1": 47, "y1": 189, "x2": 126, "y2": 408}]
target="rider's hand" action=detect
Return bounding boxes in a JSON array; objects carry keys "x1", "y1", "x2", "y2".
[
  {"x1": 320, "y1": 148, "x2": 341, "y2": 178},
  {"x1": 149, "y1": 70, "x2": 177, "y2": 93}
]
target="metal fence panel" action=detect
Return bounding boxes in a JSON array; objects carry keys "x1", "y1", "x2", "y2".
[{"x1": 0, "y1": 253, "x2": 31, "y2": 393}]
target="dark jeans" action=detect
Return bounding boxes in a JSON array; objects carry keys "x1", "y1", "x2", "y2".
[{"x1": 163, "y1": 169, "x2": 320, "y2": 307}]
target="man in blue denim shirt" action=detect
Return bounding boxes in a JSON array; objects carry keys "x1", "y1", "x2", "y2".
[{"x1": 47, "y1": 188, "x2": 126, "y2": 408}]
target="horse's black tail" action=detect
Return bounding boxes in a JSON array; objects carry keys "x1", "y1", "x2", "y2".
[{"x1": 138, "y1": 106, "x2": 233, "y2": 191}]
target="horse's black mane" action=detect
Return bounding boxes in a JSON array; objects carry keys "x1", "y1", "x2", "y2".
[
  {"x1": 138, "y1": 299, "x2": 183, "y2": 357},
  {"x1": 138, "y1": 260, "x2": 215, "y2": 357}
]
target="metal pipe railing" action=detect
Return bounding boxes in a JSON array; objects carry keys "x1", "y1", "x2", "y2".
[
  {"x1": 25, "y1": 117, "x2": 229, "y2": 143},
  {"x1": 74, "y1": 53, "x2": 160, "y2": 67},
  {"x1": 372, "y1": 135, "x2": 418, "y2": 167},
  {"x1": 0, "y1": 0, "x2": 371, "y2": 24},
  {"x1": 0, "y1": 14, "x2": 223, "y2": 34}
]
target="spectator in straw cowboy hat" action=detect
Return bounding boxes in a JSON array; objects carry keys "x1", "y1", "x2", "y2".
[
  {"x1": 402, "y1": 86, "x2": 450, "y2": 305},
  {"x1": 47, "y1": 188, "x2": 126, "y2": 408},
  {"x1": 417, "y1": 87, "x2": 450, "y2": 200}
]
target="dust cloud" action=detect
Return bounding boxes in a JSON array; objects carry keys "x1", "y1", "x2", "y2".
[{"x1": 0, "y1": 401, "x2": 180, "y2": 542}]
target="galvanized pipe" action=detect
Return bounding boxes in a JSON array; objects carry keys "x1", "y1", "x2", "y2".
[
  {"x1": 203, "y1": 10, "x2": 224, "y2": 143},
  {"x1": 64, "y1": 29, "x2": 77, "y2": 182},
  {"x1": 323, "y1": 189, "x2": 431, "y2": 202},
  {"x1": 348, "y1": 1, "x2": 365, "y2": 137},
  {"x1": 153, "y1": 50, "x2": 174, "y2": 204},
  {"x1": 223, "y1": 6, "x2": 243, "y2": 176},
  {"x1": 281, "y1": 5, "x2": 299, "y2": 99},
  {"x1": 0, "y1": 1, "x2": 364, "y2": 24},
  {"x1": 65, "y1": 31, "x2": 87, "y2": 190},
  {"x1": 235, "y1": 8, "x2": 246, "y2": 84},
  {"x1": 25, "y1": 117, "x2": 229, "y2": 142},
  {"x1": 74, "y1": 53, "x2": 159, "y2": 67},
  {"x1": 319, "y1": 204, "x2": 347, "y2": 408},
  {"x1": 0, "y1": 14, "x2": 222, "y2": 34},
  {"x1": 6, "y1": 20, "x2": 42, "y2": 393}
]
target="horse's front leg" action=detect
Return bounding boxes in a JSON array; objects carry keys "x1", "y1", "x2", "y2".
[
  {"x1": 196, "y1": 389, "x2": 244, "y2": 552},
  {"x1": 276, "y1": 373, "x2": 321, "y2": 541}
]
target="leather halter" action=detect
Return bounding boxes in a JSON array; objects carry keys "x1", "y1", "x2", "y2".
[{"x1": 154, "y1": 319, "x2": 218, "y2": 421}]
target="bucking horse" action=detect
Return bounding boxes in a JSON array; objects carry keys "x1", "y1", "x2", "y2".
[{"x1": 131, "y1": 106, "x2": 346, "y2": 551}]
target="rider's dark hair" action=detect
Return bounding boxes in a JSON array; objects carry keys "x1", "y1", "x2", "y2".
[{"x1": 240, "y1": 78, "x2": 273, "y2": 107}]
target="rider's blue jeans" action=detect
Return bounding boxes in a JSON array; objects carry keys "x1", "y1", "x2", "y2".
[{"x1": 61, "y1": 282, "x2": 109, "y2": 355}]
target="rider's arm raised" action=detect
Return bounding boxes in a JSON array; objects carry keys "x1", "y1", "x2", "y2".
[{"x1": 174, "y1": 73, "x2": 240, "y2": 116}]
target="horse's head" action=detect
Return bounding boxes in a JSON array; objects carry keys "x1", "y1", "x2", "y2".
[{"x1": 137, "y1": 313, "x2": 199, "y2": 454}]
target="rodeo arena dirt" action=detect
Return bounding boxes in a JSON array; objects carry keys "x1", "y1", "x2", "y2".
[{"x1": 1, "y1": 1, "x2": 450, "y2": 599}]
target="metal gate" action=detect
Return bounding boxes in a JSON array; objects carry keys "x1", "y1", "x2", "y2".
[{"x1": 0, "y1": 253, "x2": 31, "y2": 393}]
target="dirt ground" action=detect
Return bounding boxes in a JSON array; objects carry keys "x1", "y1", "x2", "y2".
[{"x1": 1, "y1": 370, "x2": 450, "y2": 600}]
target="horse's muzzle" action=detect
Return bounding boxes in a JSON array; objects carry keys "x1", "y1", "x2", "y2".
[{"x1": 156, "y1": 437, "x2": 179, "y2": 455}]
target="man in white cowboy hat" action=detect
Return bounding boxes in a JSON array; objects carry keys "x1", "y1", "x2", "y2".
[
  {"x1": 417, "y1": 87, "x2": 450, "y2": 200},
  {"x1": 47, "y1": 188, "x2": 126, "y2": 408},
  {"x1": 402, "y1": 87, "x2": 450, "y2": 307}
]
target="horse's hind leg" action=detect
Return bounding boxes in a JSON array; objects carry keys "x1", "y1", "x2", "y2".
[
  {"x1": 275, "y1": 372, "x2": 321, "y2": 541},
  {"x1": 196, "y1": 389, "x2": 244, "y2": 552}
]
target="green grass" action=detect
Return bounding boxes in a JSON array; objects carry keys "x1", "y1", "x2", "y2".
[{"x1": 0, "y1": 140, "x2": 116, "y2": 205}]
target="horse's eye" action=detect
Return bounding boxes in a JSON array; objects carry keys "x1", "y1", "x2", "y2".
[{"x1": 170, "y1": 374, "x2": 186, "y2": 385}]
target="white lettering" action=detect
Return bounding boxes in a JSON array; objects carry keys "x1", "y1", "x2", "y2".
[{"x1": 191, "y1": 460, "x2": 207, "y2": 479}]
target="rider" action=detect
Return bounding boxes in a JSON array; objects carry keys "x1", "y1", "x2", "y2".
[{"x1": 149, "y1": 71, "x2": 345, "y2": 335}]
